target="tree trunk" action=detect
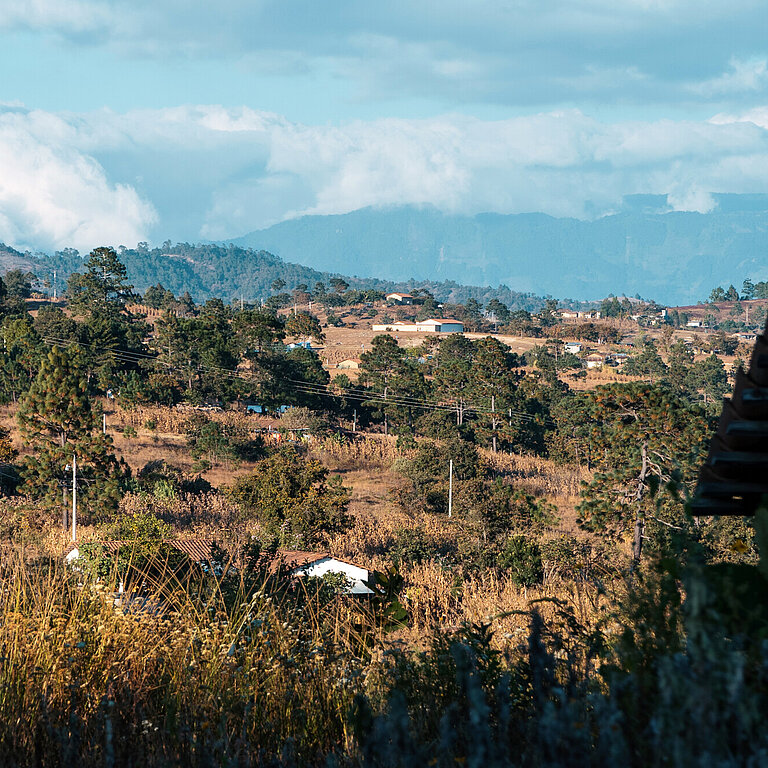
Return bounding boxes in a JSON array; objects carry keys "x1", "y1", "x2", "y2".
[
  {"x1": 632, "y1": 441, "x2": 649, "y2": 567},
  {"x1": 491, "y1": 395, "x2": 497, "y2": 453}
]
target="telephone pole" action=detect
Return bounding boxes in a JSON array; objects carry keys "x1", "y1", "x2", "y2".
[
  {"x1": 448, "y1": 459, "x2": 453, "y2": 518},
  {"x1": 71, "y1": 454, "x2": 77, "y2": 543},
  {"x1": 491, "y1": 395, "x2": 498, "y2": 453}
]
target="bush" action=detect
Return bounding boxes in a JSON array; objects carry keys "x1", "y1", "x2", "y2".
[
  {"x1": 497, "y1": 534, "x2": 544, "y2": 586},
  {"x1": 390, "y1": 526, "x2": 441, "y2": 566},
  {"x1": 227, "y1": 448, "x2": 352, "y2": 546},
  {"x1": 187, "y1": 420, "x2": 241, "y2": 470}
]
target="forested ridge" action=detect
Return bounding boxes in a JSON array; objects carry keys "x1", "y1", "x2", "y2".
[{"x1": 1, "y1": 240, "x2": 548, "y2": 311}]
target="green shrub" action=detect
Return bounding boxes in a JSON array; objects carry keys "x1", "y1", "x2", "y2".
[
  {"x1": 390, "y1": 526, "x2": 440, "y2": 566},
  {"x1": 227, "y1": 447, "x2": 351, "y2": 546},
  {"x1": 497, "y1": 535, "x2": 544, "y2": 586}
]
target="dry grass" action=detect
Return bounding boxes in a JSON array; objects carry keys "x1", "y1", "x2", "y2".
[
  {"x1": 4, "y1": 400, "x2": 612, "y2": 655},
  {"x1": 312, "y1": 433, "x2": 401, "y2": 469},
  {"x1": 483, "y1": 449, "x2": 589, "y2": 499},
  {"x1": 0, "y1": 547, "x2": 378, "y2": 764}
]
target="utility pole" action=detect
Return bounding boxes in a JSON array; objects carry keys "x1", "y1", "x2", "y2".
[
  {"x1": 448, "y1": 459, "x2": 453, "y2": 518},
  {"x1": 352, "y1": 409, "x2": 357, "y2": 433},
  {"x1": 71, "y1": 454, "x2": 77, "y2": 543},
  {"x1": 102, "y1": 413, "x2": 106, "y2": 434},
  {"x1": 53, "y1": 269, "x2": 57, "y2": 301},
  {"x1": 491, "y1": 394, "x2": 497, "y2": 453},
  {"x1": 383, "y1": 386, "x2": 388, "y2": 436}
]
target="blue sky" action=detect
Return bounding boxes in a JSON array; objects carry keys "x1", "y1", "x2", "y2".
[{"x1": 1, "y1": 0, "x2": 768, "y2": 253}]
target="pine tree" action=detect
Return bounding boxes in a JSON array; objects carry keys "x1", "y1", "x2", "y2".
[
  {"x1": 360, "y1": 335, "x2": 426, "y2": 434},
  {"x1": 574, "y1": 382, "x2": 710, "y2": 564},
  {"x1": 66, "y1": 246, "x2": 136, "y2": 318},
  {"x1": 17, "y1": 346, "x2": 127, "y2": 520}
]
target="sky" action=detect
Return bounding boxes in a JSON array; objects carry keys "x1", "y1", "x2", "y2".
[{"x1": 2, "y1": 0, "x2": 768, "y2": 254}]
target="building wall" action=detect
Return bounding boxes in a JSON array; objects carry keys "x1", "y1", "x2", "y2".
[{"x1": 294, "y1": 558, "x2": 373, "y2": 594}]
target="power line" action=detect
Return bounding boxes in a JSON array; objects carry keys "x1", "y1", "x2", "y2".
[{"x1": 41, "y1": 336, "x2": 555, "y2": 427}]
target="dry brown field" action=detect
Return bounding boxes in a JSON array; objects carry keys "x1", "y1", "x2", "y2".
[{"x1": 2, "y1": 397, "x2": 615, "y2": 643}]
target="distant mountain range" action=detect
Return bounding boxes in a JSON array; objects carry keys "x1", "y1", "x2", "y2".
[{"x1": 228, "y1": 196, "x2": 768, "y2": 305}]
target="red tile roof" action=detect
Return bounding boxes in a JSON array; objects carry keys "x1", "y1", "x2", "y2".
[
  {"x1": 68, "y1": 540, "x2": 340, "y2": 570},
  {"x1": 277, "y1": 549, "x2": 330, "y2": 568}
]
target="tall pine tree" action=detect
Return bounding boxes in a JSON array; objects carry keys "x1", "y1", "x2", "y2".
[{"x1": 17, "y1": 346, "x2": 127, "y2": 521}]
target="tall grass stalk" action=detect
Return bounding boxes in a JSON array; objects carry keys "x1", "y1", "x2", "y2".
[{"x1": 0, "y1": 549, "x2": 373, "y2": 766}]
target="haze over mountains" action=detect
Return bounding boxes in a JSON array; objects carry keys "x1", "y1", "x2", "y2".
[{"x1": 229, "y1": 194, "x2": 768, "y2": 306}]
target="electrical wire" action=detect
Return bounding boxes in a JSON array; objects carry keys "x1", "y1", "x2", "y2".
[{"x1": 41, "y1": 336, "x2": 556, "y2": 427}]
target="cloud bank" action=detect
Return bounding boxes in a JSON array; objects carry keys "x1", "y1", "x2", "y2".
[
  {"x1": 2, "y1": 104, "x2": 768, "y2": 253},
  {"x1": 2, "y1": 1, "x2": 768, "y2": 112}
]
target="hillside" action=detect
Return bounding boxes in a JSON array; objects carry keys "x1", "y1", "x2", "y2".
[
  {"x1": 5, "y1": 242, "x2": 547, "y2": 311},
  {"x1": 228, "y1": 199, "x2": 768, "y2": 305},
  {"x1": 0, "y1": 244, "x2": 40, "y2": 275}
]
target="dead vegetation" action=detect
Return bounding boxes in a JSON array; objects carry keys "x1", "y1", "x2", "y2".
[{"x1": 4, "y1": 401, "x2": 613, "y2": 644}]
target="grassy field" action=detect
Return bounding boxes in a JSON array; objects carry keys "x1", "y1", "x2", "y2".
[{"x1": 1, "y1": 399, "x2": 611, "y2": 640}]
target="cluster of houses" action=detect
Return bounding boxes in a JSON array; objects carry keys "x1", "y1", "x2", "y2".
[
  {"x1": 562, "y1": 342, "x2": 630, "y2": 369},
  {"x1": 557, "y1": 309, "x2": 602, "y2": 320}
]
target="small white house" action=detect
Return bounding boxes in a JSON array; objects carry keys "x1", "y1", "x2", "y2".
[
  {"x1": 336, "y1": 358, "x2": 361, "y2": 370},
  {"x1": 65, "y1": 542, "x2": 374, "y2": 596},
  {"x1": 564, "y1": 342, "x2": 583, "y2": 355},
  {"x1": 385, "y1": 293, "x2": 414, "y2": 305},
  {"x1": 280, "y1": 551, "x2": 373, "y2": 595},
  {"x1": 372, "y1": 319, "x2": 463, "y2": 334},
  {"x1": 585, "y1": 353, "x2": 605, "y2": 369},
  {"x1": 418, "y1": 318, "x2": 464, "y2": 333}
]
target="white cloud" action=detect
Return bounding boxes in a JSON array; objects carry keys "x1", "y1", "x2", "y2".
[
  {"x1": 0, "y1": 0, "x2": 111, "y2": 33},
  {"x1": 710, "y1": 106, "x2": 768, "y2": 129},
  {"x1": 0, "y1": 109, "x2": 157, "y2": 253},
  {"x1": 2, "y1": 104, "x2": 768, "y2": 251},
  {"x1": 693, "y1": 58, "x2": 768, "y2": 97}
]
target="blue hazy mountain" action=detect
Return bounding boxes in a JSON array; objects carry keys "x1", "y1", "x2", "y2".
[{"x1": 228, "y1": 196, "x2": 768, "y2": 304}]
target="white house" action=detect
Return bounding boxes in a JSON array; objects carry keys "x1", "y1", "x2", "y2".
[
  {"x1": 585, "y1": 353, "x2": 606, "y2": 369},
  {"x1": 336, "y1": 358, "x2": 361, "y2": 370},
  {"x1": 564, "y1": 342, "x2": 583, "y2": 355},
  {"x1": 417, "y1": 318, "x2": 464, "y2": 333},
  {"x1": 65, "y1": 541, "x2": 373, "y2": 596},
  {"x1": 371, "y1": 318, "x2": 464, "y2": 334},
  {"x1": 385, "y1": 293, "x2": 414, "y2": 305},
  {"x1": 279, "y1": 551, "x2": 373, "y2": 595}
]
